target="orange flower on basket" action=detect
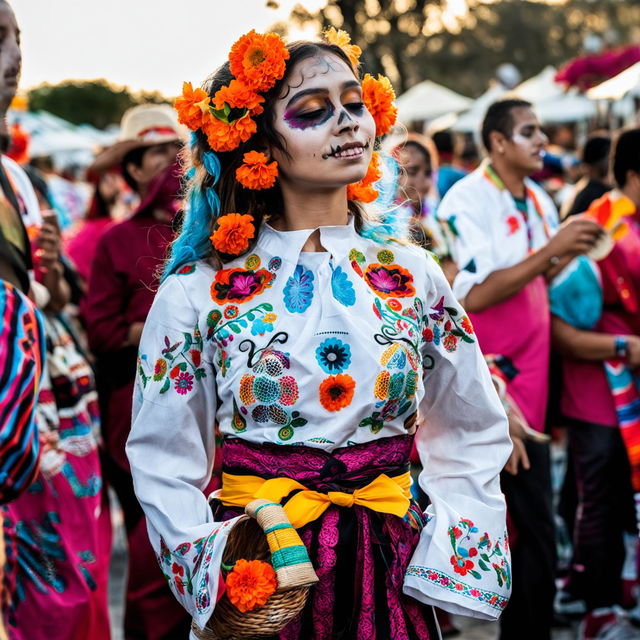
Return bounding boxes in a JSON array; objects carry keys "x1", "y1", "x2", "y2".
[
  {"x1": 229, "y1": 30, "x2": 290, "y2": 93},
  {"x1": 213, "y1": 79, "x2": 265, "y2": 115},
  {"x1": 347, "y1": 152, "x2": 382, "y2": 203},
  {"x1": 319, "y1": 374, "x2": 356, "y2": 412},
  {"x1": 211, "y1": 213, "x2": 255, "y2": 254},
  {"x1": 236, "y1": 151, "x2": 278, "y2": 190},
  {"x1": 226, "y1": 559, "x2": 277, "y2": 613},
  {"x1": 204, "y1": 115, "x2": 257, "y2": 153},
  {"x1": 324, "y1": 27, "x2": 362, "y2": 68},
  {"x1": 174, "y1": 81, "x2": 212, "y2": 131},
  {"x1": 362, "y1": 74, "x2": 398, "y2": 137}
]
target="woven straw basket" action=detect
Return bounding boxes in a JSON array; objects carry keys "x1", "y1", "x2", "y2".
[{"x1": 192, "y1": 499, "x2": 319, "y2": 640}]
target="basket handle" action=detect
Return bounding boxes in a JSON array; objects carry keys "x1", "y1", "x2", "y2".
[{"x1": 245, "y1": 499, "x2": 318, "y2": 591}]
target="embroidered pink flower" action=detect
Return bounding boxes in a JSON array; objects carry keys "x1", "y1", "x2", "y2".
[
  {"x1": 174, "y1": 371, "x2": 194, "y2": 395},
  {"x1": 470, "y1": 589, "x2": 481, "y2": 597},
  {"x1": 364, "y1": 263, "x2": 415, "y2": 299},
  {"x1": 443, "y1": 334, "x2": 458, "y2": 352}
]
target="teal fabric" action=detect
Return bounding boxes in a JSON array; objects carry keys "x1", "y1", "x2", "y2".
[{"x1": 549, "y1": 255, "x2": 603, "y2": 330}]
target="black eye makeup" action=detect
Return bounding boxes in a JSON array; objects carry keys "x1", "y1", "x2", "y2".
[{"x1": 284, "y1": 99, "x2": 335, "y2": 130}]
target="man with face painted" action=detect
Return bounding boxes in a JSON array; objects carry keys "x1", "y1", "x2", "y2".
[
  {"x1": 437, "y1": 99, "x2": 602, "y2": 640},
  {"x1": 84, "y1": 105, "x2": 191, "y2": 640}
]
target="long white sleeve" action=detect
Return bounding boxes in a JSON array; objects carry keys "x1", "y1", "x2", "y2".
[
  {"x1": 403, "y1": 256, "x2": 512, "y2": 620},
  {"x1": 127, "y1": 273, "x2": 239, "y2": 629}
]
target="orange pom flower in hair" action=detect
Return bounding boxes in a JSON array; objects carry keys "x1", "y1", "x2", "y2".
[
  {"x1": 211, "y1": 213, "x2": 255, "y2": 254},
  {"x1": 213, "y1": 79, "x2": 265, "y2": 115},
  {"x1": 229, "y1": 30, "x2": 290, "y2": 93},
  {"x1": 324, "y1": 27, "x2": 362, "y2": 68},
  {"x1": 236, "y1": 151, "x2": 278, "y2": 190},
  {"x1": 174, "y1": 81, "x2": 212, "y2": 131},
  {"x1": 204, "y1": 115, "x2": 257, "y2": 153},
  {"x1": 347, "y1": 152, "x2": 382, "y2": 203},
  {"x1": 362, "y1": 74, "x2": 398, "y2": 137},
  {"x1": 226, "y1": 559, "x2": 277, "y2": 613}
]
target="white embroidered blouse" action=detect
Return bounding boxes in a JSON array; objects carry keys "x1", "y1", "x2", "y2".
[{"x1": 127, "y1": 218, "x2": 512, "y2": 630}]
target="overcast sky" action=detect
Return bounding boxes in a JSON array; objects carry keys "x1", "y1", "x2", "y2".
[{"x1": 12, "y1": 0, "x2": 325, "y2": 95}]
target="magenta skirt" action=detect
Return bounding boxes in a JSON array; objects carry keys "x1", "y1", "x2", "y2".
[{"x1": 213, "y1": 435, "x2": 438, "y2": 640}]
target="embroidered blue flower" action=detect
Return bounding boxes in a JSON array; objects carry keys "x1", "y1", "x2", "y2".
[
  {"x1": 283, "y1": 265, "x2": 314, "y2": 313},
  {"x1": 251, "y1": 318, "x2": 275, "y2": 336},
  {"x1": 315, "y1": 338, "x2": 351, "y2": 373},
  {"x1": 331, "y1": 266, "x2": 356, "y2": 307}
]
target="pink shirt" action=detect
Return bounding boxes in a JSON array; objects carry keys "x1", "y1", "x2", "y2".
[{"x1": 561, "y1": 214, "x2": 640, "y2": 426}]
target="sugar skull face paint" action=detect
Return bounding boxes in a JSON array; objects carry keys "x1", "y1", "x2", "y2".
[{"x1": 270, "y1": 53, "x2": 376, "y2": 190}]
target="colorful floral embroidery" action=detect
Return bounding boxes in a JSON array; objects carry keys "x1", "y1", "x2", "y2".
[
  {"x1": 319, "y1": 374, "x2": 356, "y2": 412},
  {"x1": 244, "y1": 253, "x2": 261, "y2": 270},
  {"x1": 315, "y1": 338, "x2": 351, "y2": 374},
  {"x1": 138, "y1": 326, "x2": 206, "y2": 395},
  {"x1": 251, "y1": 312, "x2": 276, "y2": 336},
  {"x1": 211, "y1": 267, "x2": 275, "y2": 305},
  {"x1": 207, "y1": 302, "x2": 274, "y2": 345},
  {"x1": 331, "y1": 265, "x2": 355, "y2": 307},
  {"x1": 377, "y1": 249, "x2": 394, "y2": 264},
  {"x1": 177, "y1": 263, "x2": 196, "y2": 275},
  {"x1": 405, "y1": 566, "x2": 508, "y2": 613},
  {"x1": 363, "y1": 263, "x2": 415, "y2": 299},
  {"x1": 158, "y1": 529, "x2": 220, "y2": 613},
  {"x1": 283, "y1": 265, "x2": 314, "y2": 313},
  {"x1": 448, "y1": 518, "x2": 511, "y2": 588},
  {"x1": 421, "y1": 296, "x2": 475, "y2": 359},
  {"x1": 237, "y1": 346, "x2": 307, "y2": 440}
]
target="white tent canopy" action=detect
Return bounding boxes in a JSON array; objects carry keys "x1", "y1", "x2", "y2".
[
  {"x1": 587, "y1": 61, "x2": 640, "y2": 100},
  {"x1": 450, "y1": 83, "x2": 508, "y2": 133},
  {"x1": 396, "y1": 80, "x2": 473, "y2": 123},
  {"x1": 512, "y1": 66, "x2": 564, "y2": 103},
  {"x1": 7, "y1": 109, "x2": 120, "y2": 166}
]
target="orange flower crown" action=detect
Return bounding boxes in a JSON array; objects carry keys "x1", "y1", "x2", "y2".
[{"x1": 176, "y1": 29, "x2": 398, "y2": 255}]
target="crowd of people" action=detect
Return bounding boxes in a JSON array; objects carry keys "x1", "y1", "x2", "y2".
[{"x1": 2, "y1": 3, "x2": 640, "y2": 640}]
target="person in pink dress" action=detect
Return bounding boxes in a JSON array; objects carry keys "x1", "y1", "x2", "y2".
[{"x1": 437, "y1": 99, "x2": 601, "y2": 640}]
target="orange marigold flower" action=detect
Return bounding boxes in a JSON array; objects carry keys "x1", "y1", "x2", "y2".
[
  {"x1": 362, "y1": 74, "x2": 398, "y2": 137},
  {"x1": 229, "y1": 30, "x2": 290, "y2": 93},
  {"x1": 174, "y1": 81, "x2": 212, "y2": 131},
  {"x1": 347, "y1": 152, "x2": 382, "y2": 203},
  {"x1": 226, "y1": 559, "x2": 277, "y2": 613},
  {"x1": 319, "y1": 374, "x2": 356, "y2": 412},
  {"x1": 210, "y1": 213, "x2": 255, "y2": 254},
  {"x1": 236, "y1": 151, "x2": 278, "y2": 190},
  {"x1": 203, "y1": 115, "x2": 257, "y2": 153},
  {"x1": 324, "y1": 27, "x2": 362, "y2": 68},
  {"x1": 213, "y1": 79, "x2": 265, "y2": 115}
]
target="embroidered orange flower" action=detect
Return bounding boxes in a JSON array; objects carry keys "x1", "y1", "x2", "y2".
[
  {"x1": 236, "y1": 151, "x2": 278, "y2": 190},
  {"x1": 324, "y1": 27, "x2": 362, "y2": 68},
  {"x1": 229, "y1": 30, "x2": 290, "y2": 93},
  {"x1": 213, "y1": 79, "x2": 265, "y2": 115},
  {"x1": 362, "y1": 74, "x2": 398, "y2": 137},
  {"x1": 226, "y1": 559, "x2": 277, "y2": 613},
  {"x1": 174, "y1": 81, "x2": 212, "y2": 131},
  {"x1": 347, "y1": 151, "x2": 382, "y2": 203},
  {"x1": 319, "y1": 374, "x2": 356, "y2": 412},
  {"x1": 210, "y1": 213, "x2": 255, "y2": 254},
  {"x1": 203, "y1": 115, "x2": 257, "y2": 153}
]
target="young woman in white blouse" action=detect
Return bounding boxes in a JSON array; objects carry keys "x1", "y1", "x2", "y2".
[{"x1": 127, "y1": 30, "x2": 512, "y2": 639}]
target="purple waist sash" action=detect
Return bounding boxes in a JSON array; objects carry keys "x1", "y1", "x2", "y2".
[{"x1": 221, "y1": 434, "x2": 413, "y2": 492}]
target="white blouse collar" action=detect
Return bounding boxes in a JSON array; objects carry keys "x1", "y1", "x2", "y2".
[{"x1": 257, "y1": 215, "x2": 359, "y2": 262}]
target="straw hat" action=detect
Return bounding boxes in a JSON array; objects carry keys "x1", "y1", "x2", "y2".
[{"x1": 89, "y1": 103, "x2": 188, "y2": 173}]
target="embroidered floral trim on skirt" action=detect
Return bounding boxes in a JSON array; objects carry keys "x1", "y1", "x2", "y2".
[{"x1": 213, "y1": 435, "x2": 438, "y2": 640}]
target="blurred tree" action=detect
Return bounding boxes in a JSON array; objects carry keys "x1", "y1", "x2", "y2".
[
  {"x1": 27, "y1": 80, "x2": 170, "y2": 129},
  {"x1": 273, "y1": 0, "x2": 640, "y2": 97}
]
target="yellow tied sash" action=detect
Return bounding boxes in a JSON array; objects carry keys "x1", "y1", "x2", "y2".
[{"x1": 220, "y1": 471, "x2": 412, "y2": 530}]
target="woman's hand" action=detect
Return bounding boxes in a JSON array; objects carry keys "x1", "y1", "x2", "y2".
[{"x1": 504, "y1": 408, "x2": 531, "y2": 476}]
